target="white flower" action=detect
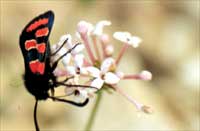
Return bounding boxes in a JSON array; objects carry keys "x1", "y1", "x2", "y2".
[
  {"x1": 105, "y1": 44, "x2": 114, "y2": 56},
  {"x1": 65, "y1": 54, "x2": 86, "y2": 75},
  {"x1": 53, "y1": 34, "x2": 86, "y2": 75},
  {"x1": 104, "y1": 72, "x2": 120, "y2": 84},
  {"x1": 65, "y1": 87, "x2": 89, "y2": 102},
  {"x1": 66, "y1": 66, "x2": 76, "y2": 75},
  {"x1": 100, "y1": 57, "x2": 115, "y2": 73},
  {"x1": 86, "y1": 57, "x2": 120, "y2": 89},
  {"x1": 77, "y1": 20, "x2": 94, "y2": 36},
  {"x1": 113, "y1": 32, "x2": 142, "y2": 48},
  {"x1": 139, "y1": 70, "x2": 152, "y2": 80},
  {"x1": 93, "y1": 20, "x2": 111, "y2": 36},
  {"x1": 91, "y1": 78, "x2": 104, "y2": 89},
  {"x1": 116, "y1": 71, "x2": 124, "y2": 79},
  {"x1": 59, "y1": 34, "x2": 73, "y2": 48}
]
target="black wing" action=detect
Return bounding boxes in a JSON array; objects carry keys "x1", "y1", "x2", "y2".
[{"x1": 19, "y1": 11, "x2": 54, "y2": 75}]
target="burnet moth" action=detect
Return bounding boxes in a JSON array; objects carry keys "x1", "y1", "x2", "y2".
[{"x1": 19, "y1": 11, "x2": 92, "y2": 131}]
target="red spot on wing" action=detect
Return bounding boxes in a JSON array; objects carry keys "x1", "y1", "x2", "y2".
[
  {"x1": 26, "y1": 18, "x2": 49, "y2": 32},
  {"x1": 25, "y1": 40, "x2": 46, "y2": 53},
  {"x1": 35, "y1": 27, "x2": 49, "y2": 37},
  {"x1": 37, "y1": 62, "x2": 45, "y2": 75},
  {"x1": 29, "y1": 60, "x2": 38, "y2": 73},
  {"x1": 37, "y1": 43, "x2": 46, "y2": 53},
  {"x1": 29, "y1": 60, "x2": 45, "y2": 75},
  {"x1": 25, "y1": 40, "x2": 37, "y2": 50}
]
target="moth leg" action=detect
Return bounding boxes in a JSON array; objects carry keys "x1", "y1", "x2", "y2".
[
  {"x1": 51, "y1": 38, "x2": 68, "y2": 56},
  {"x1": 50, "y1": 87, "x2": 55, "y2": 97},
  {"x1": 49, "y1": 96, "x2": 89, "y2": 107},
  {"x1": 60, "y1": 76, "x2": 74, "y2": 83}
]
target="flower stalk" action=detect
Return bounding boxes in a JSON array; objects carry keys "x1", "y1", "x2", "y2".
[{"x1": 85, "y1": 90, "x2": 103, "y2": 131}]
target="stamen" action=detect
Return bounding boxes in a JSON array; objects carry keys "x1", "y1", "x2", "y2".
[
  {"x1": 100, "y1": 34, "x2": 109, "y2": 59},
  {"x1": 112, "y1": 85, "x2": 152, "y2": 114},
  {"x1": 80, "y1": 34, "x2": 96, "y2": 64},
  {"x1": 91, "y1": 35, "x2": 101, "y2": 61},
  {"x1": 123, "y1": 71, "x2": 152, "y2": 80},
  {"x1": 115, "y1": 43, "x2": 129, "y2": 65}
]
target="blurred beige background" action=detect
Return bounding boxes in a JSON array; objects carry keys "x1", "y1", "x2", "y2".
[{"x1": 0, "y1": 0, "x2": 199, "y2": 130}]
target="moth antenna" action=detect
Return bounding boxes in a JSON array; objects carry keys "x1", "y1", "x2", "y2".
[
  {"x1": 51, "y1": 38, "x2": 68, "y2": 56},
  {"x1": 51, "y1": 43, "x2": 81, "y2": 71},
  {"x1": 34, "y1": 100, "x2": 40, "y2": 131}
]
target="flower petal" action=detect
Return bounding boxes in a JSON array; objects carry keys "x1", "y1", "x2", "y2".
[
  {"x1": 59, "y1": 34, "x2": 73, "y2": 49},
  {"x1": 91, "y1": 78, "x2": 104, "y2": 89},
  {"x1": 104, "y1": 72, "x2": 120, "y2": 84},
  {"x1": 57, "y1": 47, "x2": 67, "y2": 57},
  {"x1": 77, "y1": 21, "x2": 94, "y2": 36},
  {"x1": 100, "y1": 57, "x2": 115, "y2": 73},
  {"x1": 105, "y1": 44, "x2": 114, "y2": 56},
  {"x1": 116, "y1": 71, "x2": 124, "y2": 79},
  {"x1": 66, "y1": 66, "x2": 76, "y2": 75},
  {"x1": 65, "y1": 87, "x2": 76, "y2": 96},
  {"x1": 113, "y1": 31, "x2": 131, "y2": 43},
  {"x1": 139, "y1": 70, "x2": 152, "y2": 80},
  {"x1": 72, "y1": 44, "x2": 85, "y2": 54},
  {"x1": 72, "y1": 89, "x2": 89, "y2": 102},
  {"x1": 113, "y1": 32, "x2": 142, "y2": 47},
  {"x1": 62, "y1": 53, "x2": 72, "y2": 67},
  {"x1": 74, "y1": 54, "x2": 84, "y2": 68},
  {"x1": 93, "y1": 20, "x2": 111, "y2": 36},
  {"x1": 85, "y1": 66, "x2": 101, "y2": 77},
  {"x1": 129, "y1": 36, "x2": 142, "y2": 48}
]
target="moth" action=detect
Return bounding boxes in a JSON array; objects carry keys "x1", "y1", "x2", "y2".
[{"x1": 19, "y1": 10, "x2": 91, "y2": 131}]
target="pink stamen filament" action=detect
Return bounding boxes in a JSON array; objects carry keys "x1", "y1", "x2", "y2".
[
  {"x1": 80, "y1": 34, "x2": 96, "y2": 64},
  {"x1": 115, "y1": 43, "x2": 129, "y2": 65},
  {"x1": 92, "y1": 36, "x2": 101, "y2": 61},
  {"x1": 83, "y1": 58, "x2": 92, "y2": 66},
  {"x1": 112, "y1": 85, "x2": 143, "y2": 111},
  {"x1": 100, "y1": 39, "x2": 106, "y2": 59},
  {"x1": 123, "y1": 74, "x2": 141, "y2": 80}
]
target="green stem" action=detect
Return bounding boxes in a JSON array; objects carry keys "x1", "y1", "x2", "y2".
[{"x1": 85, "y1": 91, "x2": 103, "y2": 131}]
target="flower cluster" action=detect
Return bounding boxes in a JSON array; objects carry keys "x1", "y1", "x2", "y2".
[{"x1": 51, "y1": 20, "x2": 153, "y2": 113}]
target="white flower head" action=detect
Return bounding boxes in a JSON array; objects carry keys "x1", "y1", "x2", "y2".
[
  {"x1": 113, "y1": 32, "x2": 142, "y2": 48},
  {"x1": 77, "y1": 20, "x2": 94, "y2": 36},
  {"x1": 100, "y1": 34, "x2": 109, "y2": 44},
  {"x1": 105, "y1": 44, "x2": 114, "y2": 56},
  {"x1": 93, "y1": 20, "x2": 111, "y2": 36},
  {"x1": 86, "y1": 58, "x2": 120, "y2": 89},
  {"x1": 139, "y1": 70, "x2": 152, "y2": 80}
]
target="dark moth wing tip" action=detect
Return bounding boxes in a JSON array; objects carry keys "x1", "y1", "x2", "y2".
[
  {"x1": 19, "y1": 10, "x2": 54, "y2": 43},
  {"x1": 20, "y1": 10, "x2": 54, "y2": 34}
]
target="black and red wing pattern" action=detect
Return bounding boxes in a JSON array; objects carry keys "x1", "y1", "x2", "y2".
[{"x1": 19, "y1": 11, "x2": 54, "y2": 75}]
